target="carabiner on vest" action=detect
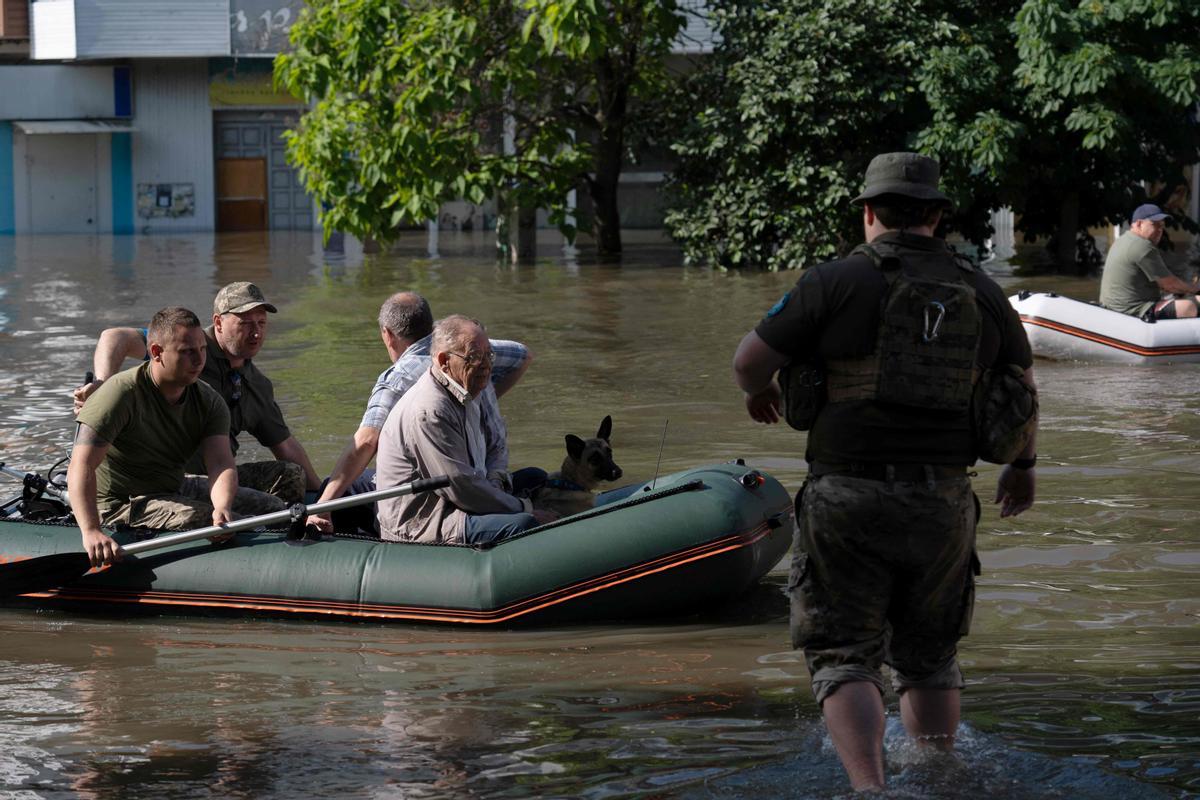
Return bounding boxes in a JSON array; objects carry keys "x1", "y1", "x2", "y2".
[{"x1": 923, "y1": 301, "x2": 946, "y2": 342}]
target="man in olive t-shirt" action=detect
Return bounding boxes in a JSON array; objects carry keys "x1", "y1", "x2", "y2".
[
  {"x1": 70, "y1": 282, "x2": 319, "y2": 508},
  {"x1": 1099, "y1": 204, "x2": 1199, "y2": 318},
  {"x1": 68, "y1": 307, "x2": 239, "y2": 568}
]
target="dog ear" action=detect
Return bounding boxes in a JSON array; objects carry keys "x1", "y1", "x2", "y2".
[
  {"x1": 565, "y1": 434, "x2": 586, "y2": 460},
  {"x1": 597, "y1": 415, "x2": 612, "y2": 442}
]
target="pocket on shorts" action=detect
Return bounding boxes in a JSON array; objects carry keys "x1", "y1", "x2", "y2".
[{"x1": 957, "y1": 550, "x2": 982, "y2": 637}]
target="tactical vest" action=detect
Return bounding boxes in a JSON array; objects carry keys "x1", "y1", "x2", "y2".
[{"x1": 824, "y1": 242, "x2": 981, "y2": 411}]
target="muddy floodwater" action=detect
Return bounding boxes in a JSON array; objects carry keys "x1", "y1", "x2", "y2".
[{"x1": 0, "y1": 232, "x2": 1197, "y2": 799}]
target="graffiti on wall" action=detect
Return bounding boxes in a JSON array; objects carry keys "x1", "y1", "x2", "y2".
[{"x1": 230, "y1": 0, "x2": 304, "y2": 55}]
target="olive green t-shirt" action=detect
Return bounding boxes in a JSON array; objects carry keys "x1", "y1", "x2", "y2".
[
  {"x1": 1099, "y1": 231, "x2": 1172, "y2": 316},
  {"x1": 76, "y1": 362, "x2": 231, "y2": 512}
]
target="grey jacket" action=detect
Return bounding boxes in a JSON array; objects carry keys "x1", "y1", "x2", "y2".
[{"x1": 375, "y1": 366, "x2": 527, "y2": 543}]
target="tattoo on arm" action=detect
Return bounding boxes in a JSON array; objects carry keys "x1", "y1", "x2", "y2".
[{"x1": 75, "y1": 424, "x2": 110, "y2": 447}]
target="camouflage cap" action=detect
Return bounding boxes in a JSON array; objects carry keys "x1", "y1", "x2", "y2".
[
  {"x1": 853, "y1": 152, "x2": 951, "y2": 205},
  {"x1": 213, "y1": 282, "x2": 278, "y2": 315}
]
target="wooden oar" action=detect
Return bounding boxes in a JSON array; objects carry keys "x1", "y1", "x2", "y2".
[{"x1": 0, "y1": 475, "x2": 450, "y2": 598}]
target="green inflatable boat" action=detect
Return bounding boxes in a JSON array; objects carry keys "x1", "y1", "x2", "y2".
[{"x1": 0, "y1": 462, "x2": 792, "y2": 626}]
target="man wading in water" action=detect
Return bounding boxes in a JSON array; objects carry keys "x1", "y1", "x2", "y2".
[{"x1": 733, "y1": 152, "x2": 1038, "y2": 791}]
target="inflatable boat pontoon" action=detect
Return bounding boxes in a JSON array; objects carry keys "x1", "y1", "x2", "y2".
[
  {"x1": 1010, "y1": 291, "x2": 1200, "y2": 364},
  {"x1": 0, "y1": 462, "x2": 792, "y2": 626}
]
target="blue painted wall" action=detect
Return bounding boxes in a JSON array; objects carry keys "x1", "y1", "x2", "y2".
[
  {"x1": 0, "y1": 123, "x2": 13, "y2": 234},
  {"x1": 111, "y1": 133, "x2": 134, "y2": 234}
]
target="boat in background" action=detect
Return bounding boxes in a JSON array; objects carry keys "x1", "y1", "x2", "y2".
[
  {"x1": 0, "y1": 462, "x2": 792, "y2": 626},
  {"x1": 1010, "y1": 291, "x2": 1200, "y2": 364}
]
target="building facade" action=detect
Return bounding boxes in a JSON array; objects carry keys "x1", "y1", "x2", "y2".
[
  {"x1": 0, "y1": 1, "x2": 716, "y2": 236},
  {"x1": 0, "y1": 0, "x2": 310, "y2": 235}
]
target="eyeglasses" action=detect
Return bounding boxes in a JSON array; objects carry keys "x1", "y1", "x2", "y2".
[
  {"x1": 230, "y1": 370, "x2": 242, "y2": 403},
  {"x1": 447, "y1": 351, "x2": 495, "y2": 369}
]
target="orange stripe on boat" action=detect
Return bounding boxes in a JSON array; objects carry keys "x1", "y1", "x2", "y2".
[
  {"x1": 21, "y1": 521, "x2": 781, "y2": 624},
  {"x1": 1020, "y1": 315, "x2": 1200, "y2": 357}
]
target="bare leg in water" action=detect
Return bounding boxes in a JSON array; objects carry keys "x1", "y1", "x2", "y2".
[{"x1": 824, "y1": 684, "x2": 961, "y2": 791}]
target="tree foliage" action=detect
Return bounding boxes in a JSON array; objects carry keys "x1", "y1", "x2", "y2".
[
  {"x1": 667, "y1": 0, "x2": 1200, "y2": 271},
  {"x1": 276, "y1": 0, "x2": 683, "y2": 255},
  {"x1": 664, "y1": 0, "x2": 958, "y2": 270},
  {"x1": 919, "y1": 0, "x2": 1200, "y2": 269}
]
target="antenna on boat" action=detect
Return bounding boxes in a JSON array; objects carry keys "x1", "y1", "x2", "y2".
[{"x1": 650, "y1": 419, "x2": 669, "y2": 491}]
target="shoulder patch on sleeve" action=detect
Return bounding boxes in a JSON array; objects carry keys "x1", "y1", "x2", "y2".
[{"x1": 766, "y1": 293, "x2": 789, "y2": 317}]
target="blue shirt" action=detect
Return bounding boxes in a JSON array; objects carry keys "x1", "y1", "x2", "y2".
[{"x1": 359, "y1": 334, "x2": 529, "y2": 472}]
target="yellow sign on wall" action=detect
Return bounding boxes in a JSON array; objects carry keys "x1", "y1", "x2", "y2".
[{"x1": 209, "y1": 60, "x2": 299, "y2": 108}]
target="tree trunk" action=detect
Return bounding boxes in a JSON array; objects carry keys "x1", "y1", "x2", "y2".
[
  {"x1": 1056, "y1": 192, "x2": 1080, "y2": 273},
  {"x1": 586, "y1": 55, "x2": 629, "y2": 259},
  {"x1": 514, "y1": 203, "x2": 536, "y2": 265},
  {"x1": 494, "y1": 190, "x2": 537, "y2": 264},
  {"x1": 494, "y1": 192, "x2": 511, "y2": 261}
]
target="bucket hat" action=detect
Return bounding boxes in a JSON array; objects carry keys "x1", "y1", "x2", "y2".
[{"x1": 853, "y1": 152, "x2": 951, "y2": 204}]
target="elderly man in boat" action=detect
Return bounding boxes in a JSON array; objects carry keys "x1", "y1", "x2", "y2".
[
  {"x1": 307, "y1": 291, "x2": 534, "y2": 534},
  {"x1": 1099, "y1": 204, "x2": 1200, "y2": 319},
  {"x1": 374, "y1": 315, "x2": 557, "y2": 544},
  {"x1": 69, "y1": 307, "x2": 238, "y2": 567},
  {"x1": 71, "y1": 282, "x2": 320, "y2": 512}
]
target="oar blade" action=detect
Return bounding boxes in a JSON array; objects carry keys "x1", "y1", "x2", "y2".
[{"x1": 0, "y1": 552, "x2": 92, "y2": 598}]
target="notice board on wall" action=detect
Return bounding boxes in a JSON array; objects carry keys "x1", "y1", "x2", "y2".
[{"x1": 137, "y1": 183, "x2": 195, "y2": 218}]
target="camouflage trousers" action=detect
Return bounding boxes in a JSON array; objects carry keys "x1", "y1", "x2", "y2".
[
  {"x1": 100, "y1": 461, "x2": 305, "y2": 531},
  {"x1": 789, "y1": 473, "x2": 979, "y2": 704}
]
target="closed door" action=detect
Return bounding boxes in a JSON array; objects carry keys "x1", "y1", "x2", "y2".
[
  {"x1": 215, "y1": 117, "x2": 312, "y2": 230},
  {"x1": 216, "y1": 157, "x2": 267, "y2": 231},
  {"x1": 27, "y1": 134, "x2": 98, "y2": 233}
]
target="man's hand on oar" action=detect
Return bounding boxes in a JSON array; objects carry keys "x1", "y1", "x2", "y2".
[
  {"x1": 0, "y1": 475, "x2": 451, "y2": 598},
  {"x1": 82, "y1": 527, "x2": 122, "y2": 568}
]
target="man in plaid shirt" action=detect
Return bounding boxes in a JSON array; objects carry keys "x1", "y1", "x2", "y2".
[{"x1": 309, "y1": 292, "x2": 532, "y2": 533}]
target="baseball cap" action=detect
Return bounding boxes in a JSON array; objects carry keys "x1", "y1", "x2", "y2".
[
  {"x1": 853, "y1": 152, "x2": 951, "y2": 204},
  {"x1": 1131, "y1": 203, "x2": 1170, "y2": 223},
  {"x1": 213, "y1": 282, "x2": 278, "y2": 315}
]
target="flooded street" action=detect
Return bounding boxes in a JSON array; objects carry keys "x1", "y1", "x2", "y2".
[{"x1": 0, "y1": 232, "x2": 1197, "y2": 798}]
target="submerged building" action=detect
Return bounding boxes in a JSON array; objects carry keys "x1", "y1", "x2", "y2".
[
  {"x1": 0, "y1": 0, "x2": 715, "y2": 237},
  {"x1": 1, "y1": 0, "x2": 325, "y2": 235}
]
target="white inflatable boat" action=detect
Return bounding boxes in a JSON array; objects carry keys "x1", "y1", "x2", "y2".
[{"x1": 1009, "y1": 291, "x2": 1200, "y2": 364}]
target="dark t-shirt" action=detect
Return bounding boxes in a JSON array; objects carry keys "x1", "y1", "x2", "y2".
[
  {"x1": 176, "y1": 328, "x2": 292, "y2": 474},
  {"x1": 755, "y1": 231, "x2": 1032, "y2": 465},
  {"x1": 199, "y1": 327, "x2": 291, "y2": 452}
]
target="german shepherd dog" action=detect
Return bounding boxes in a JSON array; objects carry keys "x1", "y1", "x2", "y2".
[{"x1": 535, "y1": 416, "x2": 623, "y2": 517}]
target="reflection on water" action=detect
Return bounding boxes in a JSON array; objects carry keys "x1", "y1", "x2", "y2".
[{"x1": 1, "y1": 233, "x2": 1198, "y2": 798}]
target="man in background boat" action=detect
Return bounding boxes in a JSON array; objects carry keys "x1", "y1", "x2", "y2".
[
  {"x1": 71, "y1": 282, "x2": 320, "y2": 513},
  {"x1": 69, "y1": 307, "x2": 238, "y2": 568},
  {"x1": 1099, "y1": 204, "x2": 1199, "y2": 319},
  {"x1": 375, "y1": 315, "x2": 556, "y2": 544},
  {"x1": 307, "y1": 291, "x2": 534, "y2": 534},
  {"x1": 731, "y1": 152, "x2": 1037, "y2": 791}
]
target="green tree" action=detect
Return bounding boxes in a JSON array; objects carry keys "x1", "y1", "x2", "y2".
[
  {"x1": 919, "y1": 0, "x2": 1200, "y2": 271},
  {"x1": 667, "y1": 0, "x2": 1200, "y2": 271},
  {"x1": 663, "y1": 0, "x2": 958, "y2": 271},
  {"x1": 276, "y1": 0, "x2": 684, "y2": 259}
]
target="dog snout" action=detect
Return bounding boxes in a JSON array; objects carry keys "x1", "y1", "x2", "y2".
[{"x1": 609, "y1": 465, "x2": 623, "y2": 481}]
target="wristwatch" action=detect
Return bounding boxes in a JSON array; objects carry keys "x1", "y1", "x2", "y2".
[{"x1": 1011, "y1": 455, "x2": 1037, "y2": 470}]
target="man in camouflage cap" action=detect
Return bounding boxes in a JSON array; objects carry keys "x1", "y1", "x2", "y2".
[
  {"x1": 732, "y1": 152, "x2": 1038, "y2": 790},
  {"x1": 73, "y1": 281, "x2": 320, "y2": 516}
]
